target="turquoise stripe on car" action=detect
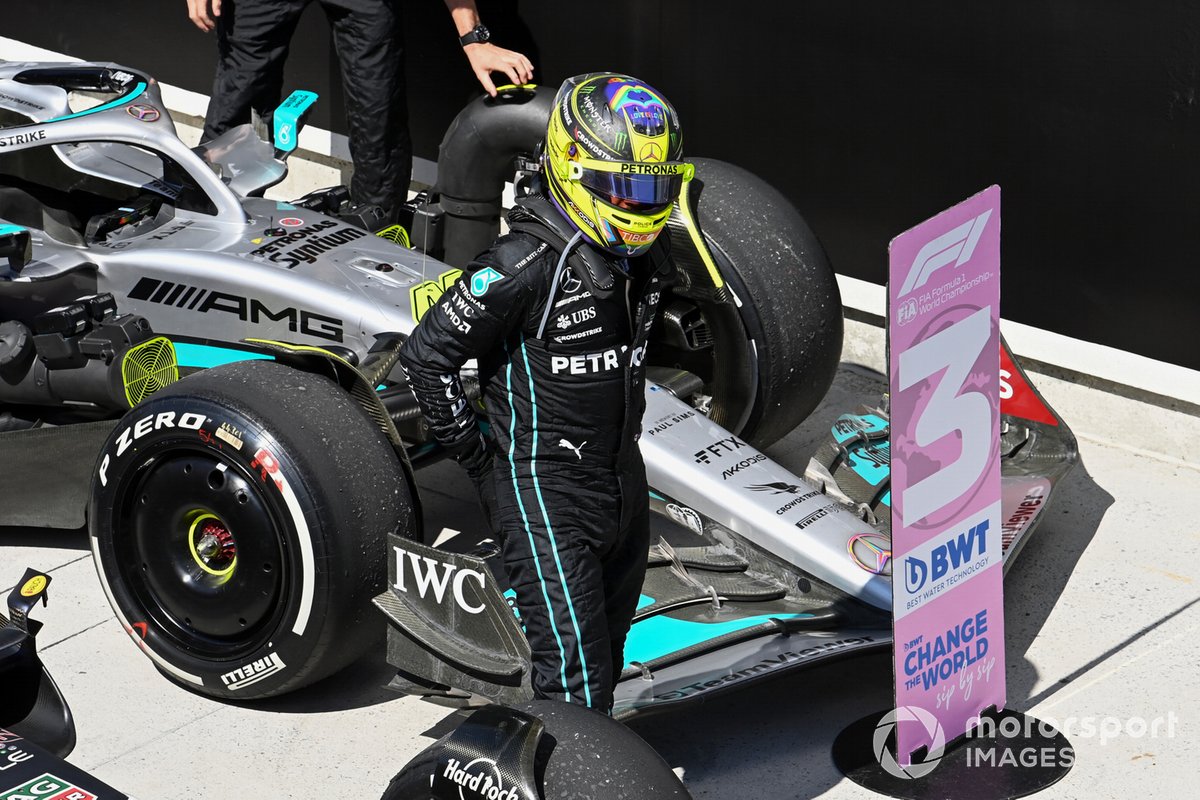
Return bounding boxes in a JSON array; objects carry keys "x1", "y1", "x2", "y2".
[
  {"x1": 46, "y1": 82, "x2": 148, "y2": 123},
  {"x1": 520, "y1": 337, "x2": 593, "y2": 708},
  {"x1": 624, "y1": 596, "x2": 811, "y2": 669},
  {"x1": 172, "y1": 342, "x2": 273, "y2": 369}
]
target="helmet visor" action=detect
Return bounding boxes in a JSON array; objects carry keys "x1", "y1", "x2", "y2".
[
  {"x1": 564, "y1": 158, "x2": 694, "y2": 211},
  {"x1": 579, "y1": 169, "x2": 683, "y2": 210}
]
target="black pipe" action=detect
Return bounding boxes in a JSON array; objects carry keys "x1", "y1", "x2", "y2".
[{"x1": 432, "y1": 85, "x2": 554, "y2": 268}]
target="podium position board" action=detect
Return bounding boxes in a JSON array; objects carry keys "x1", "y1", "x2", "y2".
[{"x1": 888, "y1": 185, "x2": 1005, "y2": 764}]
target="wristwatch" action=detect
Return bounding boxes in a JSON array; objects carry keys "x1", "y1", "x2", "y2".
[{"x1": 459, "y1": 24, "x2": 490, "y2": 47}]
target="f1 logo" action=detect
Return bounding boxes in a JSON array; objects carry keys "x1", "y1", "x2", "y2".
[{"x1": 898, "y1": 209, "x2": 992, "y2": 297}]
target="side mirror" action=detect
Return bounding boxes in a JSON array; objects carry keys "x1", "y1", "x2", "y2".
[
  {"x1": 0, "y1": 225, "x2": 32, "y2": 274},
  {"x1": 273, "y1": 90, "x2": 319, "y2": 158}
]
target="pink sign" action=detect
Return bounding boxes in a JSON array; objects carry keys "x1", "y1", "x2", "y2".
[{"x1": 888, "y1": 186, "x2": 1005, "y2": 764}]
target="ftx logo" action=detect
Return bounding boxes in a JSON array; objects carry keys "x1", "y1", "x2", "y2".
[{"x1": 694, "y1": 436, "x2": 746, "y2": 464}]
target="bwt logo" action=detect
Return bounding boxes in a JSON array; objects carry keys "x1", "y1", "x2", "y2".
[
  {"x1": 393, "y1": 545, "x2": 487, "y2": 614},
  {"x1": 905, "y1": 519, "x2": 989, "y2": 593},
  {"x1": 694, "y1": 436, "x2": 746, "y2": 464},
  {"x1": 898, "y1": 209, "x2": 993, "y2": 296}
]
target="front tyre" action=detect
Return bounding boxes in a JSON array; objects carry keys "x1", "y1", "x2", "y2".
[
  {"x1": 89, "y1": 360, "x2": 415, "y2": 700},
  {"x1": 655, "y1": 158, "x2": 843, "y2": 447}
]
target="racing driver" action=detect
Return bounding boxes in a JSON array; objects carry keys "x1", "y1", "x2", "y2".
[{"x1": 399, "y1": 73, "x2": 691, "y2": 712}]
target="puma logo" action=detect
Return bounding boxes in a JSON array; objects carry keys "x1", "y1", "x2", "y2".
[{"x1": 558, "y1": 439, "x2": 586, "y2": 460}]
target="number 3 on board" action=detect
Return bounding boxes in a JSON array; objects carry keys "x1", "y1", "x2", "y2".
[{"x1": 897, "y1": 306, "x2": 993, "y2": 524}]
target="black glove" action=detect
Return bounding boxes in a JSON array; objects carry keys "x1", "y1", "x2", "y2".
[{"x1": 451, "y1": 433, "x2": 500, "y2": 538}]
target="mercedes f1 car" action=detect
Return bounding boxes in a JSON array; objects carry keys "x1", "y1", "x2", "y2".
[{"x1": 0, "y1": 62, "x2": 1078, "y2": 798}]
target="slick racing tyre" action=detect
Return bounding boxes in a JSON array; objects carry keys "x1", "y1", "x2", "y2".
[
  {"x1": 654, "y1": 157, "x2": 843, "y2": 447},
  {"x1": 89, "y1": 360, "x2": 416, "y2": 700}
]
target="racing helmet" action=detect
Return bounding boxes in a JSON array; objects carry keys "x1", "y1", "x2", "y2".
[{"x1": 543, "y1": 73, "x2": 692, "y2": 257}]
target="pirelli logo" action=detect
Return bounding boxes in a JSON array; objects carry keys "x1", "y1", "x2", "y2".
[
  {"x1": 128, "y1": 278, "x2": 345, "y2": 342},
  {"x1": 221, "y1": 651, "x2": 287, "y2": 691}
]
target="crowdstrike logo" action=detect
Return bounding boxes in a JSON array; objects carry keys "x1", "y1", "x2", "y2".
[
  {"x1": 873, "y1": 706, "x2": 946, "y2": 780},
  {"x1": 898, "y1": 209, "x2": 992, "y2": 296}
]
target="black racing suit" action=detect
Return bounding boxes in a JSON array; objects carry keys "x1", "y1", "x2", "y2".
[
  {"x1": 398, "y1": 195, "x2": 673, "y2": 711},
  {"x1": 203, "y1": 0, "x2": 411, "y2": 213}
]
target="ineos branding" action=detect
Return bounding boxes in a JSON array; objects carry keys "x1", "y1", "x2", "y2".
[
  {"x1": 550, "y1": 344, "x2": 645, "y2": 375},
  {"x1": 98, "y1": 411, "x2": 206, "y2": 486},
  {"x1": 393, "y1": 545, "x2": 487, "y2": 614},
  {"x1": 1001, "y1": 486, "x2": 1045, "y2": 547}
]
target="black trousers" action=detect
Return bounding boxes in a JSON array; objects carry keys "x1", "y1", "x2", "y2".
[
  {"x1": 203, "y1": 0, "x2": 412, "y2": 211},
  {"x1": 492, "y1": 454, "x2": 649, "y2": 713}
]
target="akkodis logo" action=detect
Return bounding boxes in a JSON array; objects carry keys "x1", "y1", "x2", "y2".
[{"x1": 873, "y1": 706, "x2": 946, "y2": 780}]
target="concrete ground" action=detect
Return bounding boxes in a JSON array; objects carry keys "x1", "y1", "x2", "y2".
[{"x1": 2, "y1": 318, "x2": 1197, "y2": 800}]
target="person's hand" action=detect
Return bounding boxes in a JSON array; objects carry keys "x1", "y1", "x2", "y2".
[
  {"x1": 186, "y1": 0, "x2": 222, "y2": 32},
  {"x1": 463, "y1": 43, "x2": 534, "y2": 96},
  {"x1": 452, "y1": 432, "x2": 501, "y2": 536}
]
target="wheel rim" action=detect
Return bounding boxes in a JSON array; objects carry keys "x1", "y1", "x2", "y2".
[
  {"x1": 112, "y1": 446, "x2": 290, "y2": 658},
  {"x1": 648, "y1": 283, "x2": 757, "y2": 433}
]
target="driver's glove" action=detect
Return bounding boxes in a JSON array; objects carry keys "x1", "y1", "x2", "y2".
[{"x1": 451, "y1": 433, "x2": 501, "y2": 539}]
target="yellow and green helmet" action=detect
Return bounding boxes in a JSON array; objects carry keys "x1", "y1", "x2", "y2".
[{"x1": 543, "y1": 73, "x2": 692, "y2": 257}]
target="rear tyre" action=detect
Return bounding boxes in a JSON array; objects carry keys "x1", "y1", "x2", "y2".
[
  {"x1": 89, "y1": 360, "x2": 416, "y2": 700},
  {"x1": 655, "y1": 157, "x2": 843, "y2": 447}
]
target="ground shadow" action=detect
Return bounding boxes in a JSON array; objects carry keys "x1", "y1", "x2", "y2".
[
  {"x1": 1002, "y1": 457, "x2": 1114, "y2": 706},
  {"x1": 0, "y1": 525, "x2": 90, "y2": 551}
]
